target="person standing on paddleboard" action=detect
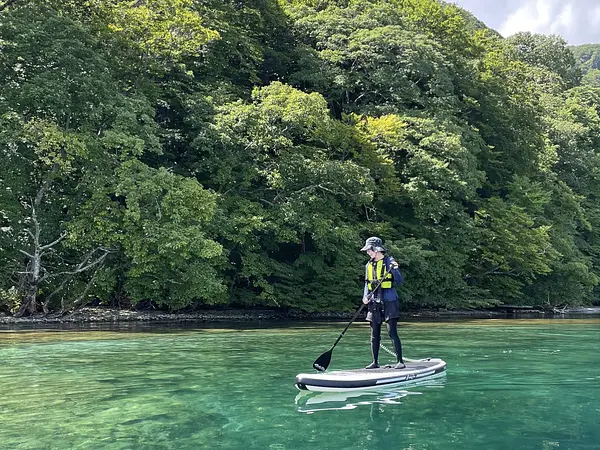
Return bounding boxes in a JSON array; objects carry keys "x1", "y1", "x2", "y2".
[{"x1": 361, "y1": 236, "x2": 405, "y2": 370}]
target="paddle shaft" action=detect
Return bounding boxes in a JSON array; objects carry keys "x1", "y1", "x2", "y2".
[
  {"x1": 329, "y1": 302, "x2": 366, "y2": 350},
  {"x1": 319, "y1": 265, "x2": 390, "y2": 357}
]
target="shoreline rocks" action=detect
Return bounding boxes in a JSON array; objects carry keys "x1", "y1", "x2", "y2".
[{"x1": 1, "y1": 306, "x2": 599, "y2": 325}]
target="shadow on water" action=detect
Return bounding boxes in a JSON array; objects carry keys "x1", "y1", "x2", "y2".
[
  {"x1": 0, "y1": 320, "x2": 298, "y2": 332},
  {"x1": 294, "y1": 375, "x2": 447, "y2": 414},
  {"x1": 0, "y1": 320, "x2": 310, "y2": 345}
]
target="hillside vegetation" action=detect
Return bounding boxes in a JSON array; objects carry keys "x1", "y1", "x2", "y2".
[{"x1": 1, "y1": 0, "x2": 600, "y2": 315}]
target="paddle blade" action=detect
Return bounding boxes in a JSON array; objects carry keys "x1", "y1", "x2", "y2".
[{"x1": 312, "y1": 349, "x2": 332, "y2": 372}]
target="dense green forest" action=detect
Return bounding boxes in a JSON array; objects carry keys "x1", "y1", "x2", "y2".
[
  {"x1": 1, "y1": 0, "x2": 600, "y2": 316},
  {"x1": 571, "y1": 43, "x2": 600, "y2": 86}
]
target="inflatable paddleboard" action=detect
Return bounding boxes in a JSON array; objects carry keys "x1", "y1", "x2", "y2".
[{"x1": 295, "y1": 357, "x2": 446, "y2": 392}]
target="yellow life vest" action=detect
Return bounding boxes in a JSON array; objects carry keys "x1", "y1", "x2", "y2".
[{"x1": 366, "y1": 258, "x2": 393, "y2": 290}]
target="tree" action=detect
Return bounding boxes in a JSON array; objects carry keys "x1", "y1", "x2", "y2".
[
  {"x1": 190, "y1": 82, "x2": 374, "y2": 310},
  {"x1": 507, "y1": 32, "x2": 581, "y2": 88},
  {"x1": 0, "y1": 5, "x2": 159, "y2": 314},
  {"x1": 69, "y1": 160, "x2": 224, "y2": 309}
]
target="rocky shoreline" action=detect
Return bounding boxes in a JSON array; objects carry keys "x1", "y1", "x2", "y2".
[{"x1": 1, "y1": 306, "x2": 599, "y2": 325}]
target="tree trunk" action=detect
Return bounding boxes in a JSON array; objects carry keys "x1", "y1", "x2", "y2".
[
  {"x1": 14, "y1": 171, "x2": 55, "y2": 317},
  {"x1": 15, "y1": 213, "x2": 44, "y2": 317},
  {"x1": 18, "y1": 284, "x2": 38, "y2": 317},
  {"x1": 16, "y1": 252, "x2": 42, "y2": 317}
]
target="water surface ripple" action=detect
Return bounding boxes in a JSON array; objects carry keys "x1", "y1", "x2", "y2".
[{"x1": 1, "y1": 318, "x2": 599, "y2": 449}]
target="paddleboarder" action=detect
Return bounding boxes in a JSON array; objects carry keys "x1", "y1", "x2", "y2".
[{"x1": 361, "y1": 236, "x2": 405, "y2": 369}]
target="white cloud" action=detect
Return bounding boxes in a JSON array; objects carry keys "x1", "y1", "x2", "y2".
[
  {"x1": 554, "y1": 3, "x2": 574, "y2": 30},
  {"x1": 592, "y1": 5, "x2": 600, "y2": 25},
  {"x1": 449, "y1": 0, "x2": 600, "y2": 45},
  {"x1": 499, "y1": 1, "x2": 570, "y2": 37}
]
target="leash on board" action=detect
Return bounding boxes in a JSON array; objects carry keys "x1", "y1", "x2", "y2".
[
  {"x1": 379, "y1": 341, "x2": 429, "y2": 363},
  {"x1": 381, "y1": 342, "x2": 396, "y2": 358}
]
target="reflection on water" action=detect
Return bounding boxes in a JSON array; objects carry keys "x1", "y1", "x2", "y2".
[{"x1": 295, "y1": 375, "x2": 447, "y2": 414}]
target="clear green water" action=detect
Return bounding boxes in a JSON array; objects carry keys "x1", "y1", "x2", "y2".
[{"x1": 1, "y1": 318, "x2": 599, "y2": 450}]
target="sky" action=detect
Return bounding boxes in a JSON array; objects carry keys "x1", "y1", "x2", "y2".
[{"x1": 448, "y1": 0, "x2": 600, "y2": 46}]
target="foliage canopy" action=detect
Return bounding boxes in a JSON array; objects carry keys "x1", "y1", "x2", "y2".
[{"x1": 1, "y1": 0, "x2": 600, "y2": 314}]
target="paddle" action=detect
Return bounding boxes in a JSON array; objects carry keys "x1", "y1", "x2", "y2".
[{"x1": 312, "y1": 266, "x2": 390, "y2": 372}]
